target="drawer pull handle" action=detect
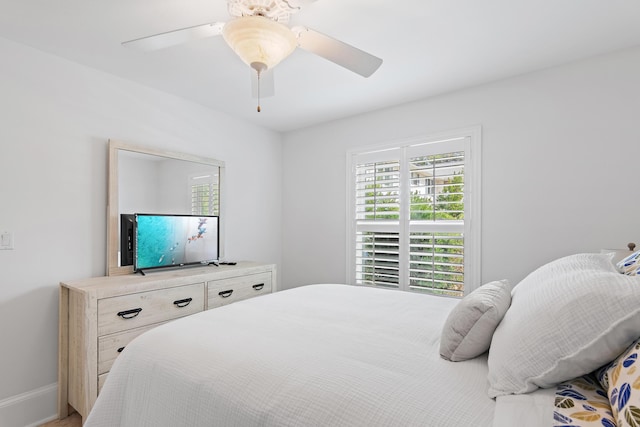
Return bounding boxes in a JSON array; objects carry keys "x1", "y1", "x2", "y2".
[
  {"x1": 252, "y1": 283, "x2": 265, "y2": 291},
  {"x1": 173, "y1": 297, "x2": 193, "y2": 308},
  {"x1": 218, "y1": 290, "x2": 233, "y2": 298},
  {"x1": 117, "y1": 347, "x2": 125, "y2": 353},
  {"x1": 117, "y1": 308, "x2": 142, "y2": 319}
]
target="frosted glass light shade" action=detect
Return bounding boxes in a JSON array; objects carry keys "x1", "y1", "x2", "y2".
[{"x1": 222, "y1": 15, "x2": 297, "y2": 71}]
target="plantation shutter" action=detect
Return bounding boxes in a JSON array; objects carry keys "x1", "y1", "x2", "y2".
[
  {"x1": 406, "y1": 140, "x2": 465, "y2": 295},
  {"x1": 350, "y1": 133, "x2": 478, "y2": 297},
  {"x1": 354, "y1": 152, "x2": 402, "y2": 288},
  {"x1": 190, "y1": 173, "x2": 220, "y2": 216}
]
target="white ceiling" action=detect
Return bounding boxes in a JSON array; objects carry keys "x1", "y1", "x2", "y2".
[{"x1": 1, "y1": 0, "x2": 640, "y2": 132}]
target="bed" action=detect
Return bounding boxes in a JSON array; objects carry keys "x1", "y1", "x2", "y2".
[{"x1": 85, "y1": 252, "x2": 640, "y2": 427}]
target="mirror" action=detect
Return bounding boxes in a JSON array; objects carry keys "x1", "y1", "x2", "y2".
[{"x1": 107, "y1": 140, "x2": 225, "y2": 276}]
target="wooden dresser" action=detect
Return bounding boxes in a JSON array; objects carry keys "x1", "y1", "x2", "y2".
[{"x1": 58, "y1": 261, "x2": 276, "y2": 421}]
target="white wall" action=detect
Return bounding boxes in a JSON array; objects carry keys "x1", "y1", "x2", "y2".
[
  {"x1": 281, "y1": 46, "x2": 640, "y2": 291},
  {"x1": 0, "y1": 37, "x2": 282, "y2": 426}
]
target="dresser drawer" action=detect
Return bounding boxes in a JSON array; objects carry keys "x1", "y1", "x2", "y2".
[
  {"x1": 207, "y1": 272, "x2": 271, "y2": 308},
  {"x1": 97, "y1": 323, "x2": 162, "y2": 375},
  {"x1": 98, "y1": 373, "x2": 108, "y2": 395},
  {"x1": 98, "y1": 283, "x2": 204, "y2": 335}
]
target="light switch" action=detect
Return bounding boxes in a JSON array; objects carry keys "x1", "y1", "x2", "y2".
[{"x1": 0, "y1": 231, "x2": 13, "y2": 250}]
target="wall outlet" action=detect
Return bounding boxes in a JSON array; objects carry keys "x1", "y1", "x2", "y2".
[{"x1": 0, "y1": 231, "x2": 14, "y2": 250}]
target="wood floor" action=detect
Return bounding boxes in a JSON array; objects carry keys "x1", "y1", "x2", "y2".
[{"x1": 39, "y1": 413, "x2": 81, "y2": 427}]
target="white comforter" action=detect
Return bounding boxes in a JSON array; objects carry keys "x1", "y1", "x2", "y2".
[{"x1": 85, "y1": 284, "x2": 496, "y2": 426}]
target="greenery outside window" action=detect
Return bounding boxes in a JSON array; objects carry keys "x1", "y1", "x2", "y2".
[{"x1": 347, "y1": 127, "x2": 481, "y2": 297}]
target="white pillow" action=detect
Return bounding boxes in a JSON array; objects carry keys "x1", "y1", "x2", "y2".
[
  {"x1": 487, "y1": 253, "x2": 640, "y2": 398},
  {"x1": 439, "y1": 279, "x2": 511, "y2": 362}
]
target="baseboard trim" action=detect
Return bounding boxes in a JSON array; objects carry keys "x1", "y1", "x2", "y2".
[{"x1": 0, "y1": 383, "x2": 58, "y2": 427}]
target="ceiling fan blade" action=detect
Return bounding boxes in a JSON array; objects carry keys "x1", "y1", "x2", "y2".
[
  {"x1": 251, "y1": 68, "x2": 275, "y2": 99},
  {"x1": 122, "y1": 22, "x2": 225, "y2": 51},
  {"x1": 292, "y1": 26, "x2": 382, "y2": 77}
]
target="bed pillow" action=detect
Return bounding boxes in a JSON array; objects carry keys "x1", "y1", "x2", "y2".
[
  {"x1": 487, "y1": 253, "x2": 640, "y2": 398},
  {"x1": 553, "y1": 373, "x2": 616, "y2": 427},
  {"x1": 439, "y1": 279, "x2": 511, "y2": 362},
  {"x1": 617, "y1": 251, "x2": 640, "y2": 276},
  {"x1": 597, "y1": 337, "x2": 640, "y2": 426}
]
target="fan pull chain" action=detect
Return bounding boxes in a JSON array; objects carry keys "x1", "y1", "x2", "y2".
[
  {"x1": 257, "y1": 70, "x2": 261, "y2": 113},
  {"x1": 250, "y1": 62, "x2": 267, "y2": 113}
]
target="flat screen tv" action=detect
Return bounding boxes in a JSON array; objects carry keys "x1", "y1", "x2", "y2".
[
  {"x1": 134, "y1": 213, "x2": 219, "y2": 273},
  {"x1": 120, "y1": 213, "x2": 135, "y2": 267}
]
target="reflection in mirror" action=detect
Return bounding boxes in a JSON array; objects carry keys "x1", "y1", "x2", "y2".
[{"x1": 107, "y1": 140, "x2": 224, "y2": 276}]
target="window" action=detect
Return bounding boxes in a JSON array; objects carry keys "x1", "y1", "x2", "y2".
[
  {"x1": 348, "y1": 127, "x2": 481, "y2": 297},
  {"x1": 190, "y1": 172, "x2": 220, "y2": 216}
]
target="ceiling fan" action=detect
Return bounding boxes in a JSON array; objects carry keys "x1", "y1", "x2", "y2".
[{"x1": 122, "y1": 0, "x2": 383, "y2": 111}]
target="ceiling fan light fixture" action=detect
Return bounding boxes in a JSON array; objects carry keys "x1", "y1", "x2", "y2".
[{"x1": 222, "y1": 15, "x2": 297, "y2": 71}]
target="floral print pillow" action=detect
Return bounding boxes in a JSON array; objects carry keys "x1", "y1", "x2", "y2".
[
  {"x1": 616, "y1": 251, "x2": 640, "y2": 276},
  {"x1": 554, "y1": 373, "x2": 617, "y2": 427},
  {"x1": 597, "y1": 338, "x2": 640, "y2": 426}
]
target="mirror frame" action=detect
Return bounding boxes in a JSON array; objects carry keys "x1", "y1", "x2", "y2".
[{"x1": 107, "y1": 139, "x2": 225, "y2": 276}]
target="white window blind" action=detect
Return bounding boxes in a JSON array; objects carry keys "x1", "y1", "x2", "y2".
[
  {"x1": 190, "y1": 173, "x2": 219, "y2": 216},
  {"x1": 349, "y1": 129, "x2": 481, "y2": 297},
  {"x1": 354, "y1": 158, "x2": 401, "y2": 288}
]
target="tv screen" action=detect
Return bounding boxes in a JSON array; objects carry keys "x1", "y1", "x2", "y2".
[{"x1": 134, "y1": 214, "x2": 219, "y2": 272}]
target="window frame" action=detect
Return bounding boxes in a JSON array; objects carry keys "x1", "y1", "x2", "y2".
[{"x1": 346, "y1": 126, "x2": 482, "y2": 296}]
